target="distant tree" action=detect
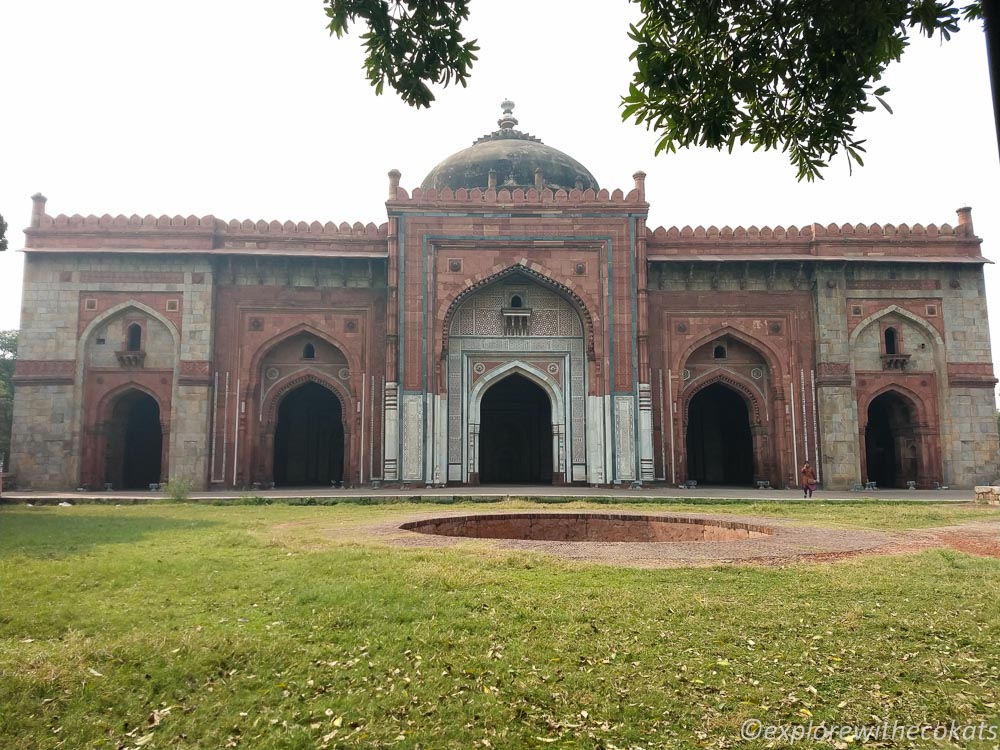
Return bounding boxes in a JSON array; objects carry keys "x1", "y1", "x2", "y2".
[
  {"x1": 324, "y1": 0, "x2": 992, "y2": 180},
  {"x1": 0, "y1": 331, "x2": 16, "y2": 465},
  {"x1": 0, "y1": 213, "x2": 8, "y2": 252}
]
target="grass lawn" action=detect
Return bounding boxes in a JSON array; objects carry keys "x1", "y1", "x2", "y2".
[{"x1": 1, "y1": 500, "x2": 999, "y2": 749}]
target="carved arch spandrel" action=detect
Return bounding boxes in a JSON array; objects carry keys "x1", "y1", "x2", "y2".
[
  {"x1": 440, "y1": 262, "x2": 598, "y2": 360},
  {"x1": 247, "y1": 322, "x2": 361, "y2": 384},
  {"x1": 848, "y1": 304, "x2": 944, "y2": 354},
  {"x1": 675, "y1": 325, "x2": 783, "y2": 382}
]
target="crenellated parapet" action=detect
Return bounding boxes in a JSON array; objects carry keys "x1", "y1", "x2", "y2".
[
  {"x1": 387, "y1": 184, "x2": 647, "y2": 209},
  {"x1": 221, "y1": 218, "x2": 386, "y2": 236},
  {"x1": 39, "y1": 213, "x2": 219, "y2": 231},
  {"x1": 646, "y1": 209, "x2": 984, "y2": 263},
  {"x1": 23, "y1": 195, "x2": 389, "y2": 257},
  {"x1": 648, "y1": 221, "x2": 970, "y2": 240}
]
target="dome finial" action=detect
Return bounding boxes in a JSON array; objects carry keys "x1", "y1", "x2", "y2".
[{"x1": 498, "y1": 99, "x2": 517, "y2": 130}]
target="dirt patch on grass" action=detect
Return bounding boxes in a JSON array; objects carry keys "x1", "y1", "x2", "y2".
[{"x1": 932, "y1": 525, "x2": 1000, "y2": 558}]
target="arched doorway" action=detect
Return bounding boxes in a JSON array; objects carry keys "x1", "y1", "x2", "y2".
[
  {"x1": 686, "y1": 383, "x2": 753, "y2": 485},
  {"x1": 479, "y1": 374, "x2": 553, "y2": 484},
  {"x1": 865, "y1": 391, "x2": 918, "y2": 488},
  {"x1": 273, "y1": 382, "x2": 344, "y2": 486},
  {"x1": 107, "y1": 390, "x2": 162, "y2": 489}
]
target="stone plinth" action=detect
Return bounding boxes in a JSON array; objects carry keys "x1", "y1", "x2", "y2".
[{"x1": 973, "y1": 486, "x2": 1000, "y2": 505}]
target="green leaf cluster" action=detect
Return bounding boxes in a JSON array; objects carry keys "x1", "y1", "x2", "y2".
[
  {"x1": 622, "y1": 0, "x2": 981, "y2": 180},
  {"x1": 322, "y1": 1, "x2": 983, "y2": 180},
  {"x1": 0, "y1": 330, "x2": 16, "y2": 464},
  {"x1": 325, "y1": 0, "x2": 479, "y2": 107}
]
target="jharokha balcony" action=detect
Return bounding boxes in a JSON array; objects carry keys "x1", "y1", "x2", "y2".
[
  {"x1": 115, "y1": 350, "x2": 146, "y2": 368},
  {"x1": 881, "y1": 352, "x2": 911, "y2": 371}
]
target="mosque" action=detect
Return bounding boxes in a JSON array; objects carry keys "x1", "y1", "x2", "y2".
[{"x1": 9, "y1": 102, "x2": 999, "y2": 490}]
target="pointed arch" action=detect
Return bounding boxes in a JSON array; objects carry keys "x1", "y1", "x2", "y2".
[
  {"x1": 261, "y1": 368, "x2": 353, "y2": 430},
  {"x1": 677, "y1": 326, "x2": 782, "y2": 381},
  {"x1": 95, "y1": 381, "x2": 168, "y2": 423},
  {"x1": 860, "y1": 384, "x2": 937, "y2": 488},
  {"x1": 440, "y1": 261, "x2": 597, "y2": 359},
  {"x1": 681, "y1": 368, "x2": 763, "y2": 425},
  {"x1": 77, "y1": 306, "x2": 178, "y2": 489},
  {"x1": 679, "y1": 366, "x2": 776, "y2": 486},
  {"x1": 77, "y1": 300, "x2": 181, "y2": 366},
  {"x1": 468, "y1": 361, "x2": 563, "y2": 484},
  {"x1": 468, "y1": 360, "x2": 564, "y2": 424},
  {"x1": 858, "y1": 381, "x2": 930, "y2": 428},
  {"x1": 251, "y1": 369, "x2": 354, "y2": 488},
  {"x1": 849, "y1": 304, "x2": 944, "y2": 352},
  {"x1": 95, "y1": 384, "x2": 168, "y2": 490},
  {"x1": 248, "y1": 323, "x2": 360, "y2": 384}
]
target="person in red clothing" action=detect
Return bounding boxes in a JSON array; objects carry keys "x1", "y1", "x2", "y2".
[{"x1": 800, "y1": 461, "x2": 817, "y2": 498}]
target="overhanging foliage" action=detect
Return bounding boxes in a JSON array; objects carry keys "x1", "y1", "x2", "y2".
[{"x1": 323, "y1": 0, "x2": 987, "y2": 180}]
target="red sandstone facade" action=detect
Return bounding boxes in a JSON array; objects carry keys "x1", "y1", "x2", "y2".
[{"x1": 9, "y1": 106, "x2": 1000, "y2": 490}]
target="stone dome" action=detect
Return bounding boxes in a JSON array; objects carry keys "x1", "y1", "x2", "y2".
[{"x1": 420, "y1": 101, "x2": 599, "y2": 193}]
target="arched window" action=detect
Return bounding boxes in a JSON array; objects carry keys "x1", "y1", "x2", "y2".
[
  {"x1": 126, "y1": 323, "x2": 142, "y2": 352},
  {"x1": 713, "y1": 344, "x2": 727, "y2": 360},
  {"x1": 302, "y1": 343, "x2": 316, "y2": 360},
  {"x1": 510, "y1": 294, "x2": 523, "y2": 309},
  {"x1": 884, "y1": 327, "x2": 898, "y2": 355}
]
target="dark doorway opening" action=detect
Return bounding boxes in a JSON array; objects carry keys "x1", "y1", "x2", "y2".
[
  {"x1": 479, "y1": 374, "x2": 552, "y2": 484},
  {"x1": 273, "y1": 382, "x2": 344, "y2": 486},
  {"x1": 107, "y1": 390, "x2": 162, "y2": 489},
  {"x1": 865, "y1": 391, "x2": 917, "y2": 488},
  {"x1": 686, "y1": 383, "x2": 754, "y2": 485}
]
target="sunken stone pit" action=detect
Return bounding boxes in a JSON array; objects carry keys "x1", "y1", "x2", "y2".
[{"x1": 400, "y1": 513, "x2": 773, "y2": 543}]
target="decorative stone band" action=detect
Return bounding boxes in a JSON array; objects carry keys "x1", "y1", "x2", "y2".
[
  {"x1": 973, "y1": 486, "x2": 1000, "y2": 505},
  {"x1": 390, "y1": 184, "x2": 646, "y2": 206},
  {"x1": 178, "y1": 360, "x2": 212, "y2": 386},
  {"x1": 12, "y1": 359, "x2": 75, "y2": 385},
  {"x1": 815, "y1": 362, "x2": 852, "y2": 387},
  {"x1": 846, "y1": 279, "x2": 942, "y2": 290},
  {"x1": 947, "y1": 363, "x2": 998, "y2": 388}
]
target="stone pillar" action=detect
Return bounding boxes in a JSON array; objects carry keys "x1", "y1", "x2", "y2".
[
  {"x1": 399, "y1": 392, "x2": 424, "y2": 483},
  {"x1": 382, "y1": 382, "x2": 399, "y2": 482},
  {"x1": 169, "y1": 383, "x2": 212, "y2": 487},
  {"x1": 552, "y1": 422, "x2": 565, "y2": 484},
  {"x1": 638, "y1": 384, "x2": 655, "y2": 481},
  {"x1": 467, "y1": 421, "x2": 480, "y2": 485},
  {"x1": 10, "y1": 384, "x2": 77, "y2": 489},
  {"x1": 586, "y1": 395, "x2": 607, "y2": 485},
  {"x1": 613, "y1": 395, "x2": 637, "y2": 483},
  {"x1": 813, "y1": 265, "x2": 861, "y2": 487}
]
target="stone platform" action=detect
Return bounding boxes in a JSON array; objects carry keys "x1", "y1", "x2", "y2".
[
  {"x1": 0, "y1": 483, "x2": 980, "y2": 505},
  {"x1": 974, "y1": 486, "x2": 1000, "y2": 505}
]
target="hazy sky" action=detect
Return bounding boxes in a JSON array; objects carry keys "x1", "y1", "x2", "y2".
[{"x1": 1, "y1": 2, "x2": 997, "y2": 405}]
